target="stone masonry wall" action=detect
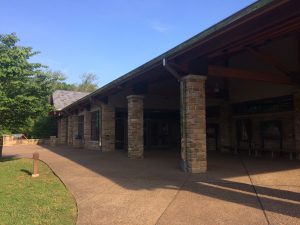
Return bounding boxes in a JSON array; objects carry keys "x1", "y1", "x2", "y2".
[
  {"x1": 127, "y1": 95, "x2": 144, "y2": 158},
  {"x1": 101, "y1": 104, "x2": 115, "y2": 152},
  {"x1": 180, "y1": 75, "x2": 207, "y2": 173}
]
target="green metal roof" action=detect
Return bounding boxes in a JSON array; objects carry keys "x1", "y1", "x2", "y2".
[{"x1": 64, "y1": 0, "x2": 276, "y2": 111}]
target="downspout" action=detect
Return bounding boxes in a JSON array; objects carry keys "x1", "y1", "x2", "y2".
[
  {"x1": 89, "y1": 97, "x2": 103, "y2": 149},
  {"x1": 162, "y1": 58, "x2": 188, "y2": 172},
  {"x1": 162, "y1": 58, "x2": 181, "y2": 81}
]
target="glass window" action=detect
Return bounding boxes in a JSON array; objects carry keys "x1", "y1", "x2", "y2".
[{"x1": 78, "y1": 115, "x2": 84, "y2": 139}]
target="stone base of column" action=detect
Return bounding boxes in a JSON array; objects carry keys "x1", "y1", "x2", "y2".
[
  {"x1": 187, "y1": 161, "x2": 207, "y2": 173},
  {"x1": 50, "y1": 136, "x2": 57, "y2": 146},
  {"x1": 83, "y1": 111, "x2": 91, "y2": 148},
  {"x1": 85, "y1": 141, "x2": 100, "y2": 150},
  {"x1": 128, "y1": 151, "x2": 143, "y2": 159},
  {"x1": 73, "y1": 139, "x2": 83, "y2": 148},
  {"x1": 101, "y1": 104, "x2": 115, "y2": 152}
]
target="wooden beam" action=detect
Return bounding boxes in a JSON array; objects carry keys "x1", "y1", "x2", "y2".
[
  {"x1": 163, "y1": 58, "x2": 181, "y2": 80},
  {"x1": 179, "y1": 13, "x2": 300, "y2": 65},
  {"x1": 246, "y1": 47, "x2": 291, "y2": 75},
  {"x1": 208, "y1": 65, "x2": 291, "y2": 84},
  {"x1": 168, "y1": 61, "x2": 189, "y2": 74}
]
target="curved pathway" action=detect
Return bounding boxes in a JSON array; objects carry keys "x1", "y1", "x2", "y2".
[{"x1": 3, "y1": 145, "x2": 300, "y2": 225}]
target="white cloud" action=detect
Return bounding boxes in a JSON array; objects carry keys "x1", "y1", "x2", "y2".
[{"x1": 149, "y1": 20, "x2": 173, "y2": 34}]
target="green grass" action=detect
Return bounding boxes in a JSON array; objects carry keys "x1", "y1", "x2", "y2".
[{"x1": 0, "y1": 158, "x2": 77, "y2": 225}]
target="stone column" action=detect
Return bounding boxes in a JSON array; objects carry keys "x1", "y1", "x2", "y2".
[
  {"x1": 60, "y1": 117, "x2": 67, "y2": 145},
  {"x1": 127, "y1": 95, "x2": 144, "y2": 158},
  {"x1": 72, "y1": 115, "x2": 83, "y2": 148},
  {"x1": 219, "y1": 102, "x2": 232, "y2": 151},
  {"x1": 67, "y1": 116, "x2": 73, "y2": 146},
  {"x1": 294, "y1": 90, "x2": 300, "y2": 160},
  {"x1": 72, "y1": 116, "x2": 79, "y2": 140},
  {"x1": 180, "y1": 75, "x2": 207, "y2": 173},
  {"x1": 50, "y1": 136, "x2": 57, "y2": 146},
  {"x1": 83, "y1": 111, "x2": 91, "y2": 149},
  {"x1": 101, "y1": 104, "x2": 115, "y2": 152},
  {"x1": 2, "y1": 135, "x2": 12, "y2": 146}
]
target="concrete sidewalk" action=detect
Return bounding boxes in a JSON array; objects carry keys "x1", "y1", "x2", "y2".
[{"x1": 3, "y1": 145, "x2": 300, "y2": 225}]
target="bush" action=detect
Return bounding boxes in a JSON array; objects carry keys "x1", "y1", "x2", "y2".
[{"x1": 29, "y1": 116, "x2": 57, "y2": 138}]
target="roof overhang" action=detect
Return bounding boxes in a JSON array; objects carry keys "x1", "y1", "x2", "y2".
[{"x1": 63, "y1": 0, "x2": 300, "y2": 112}]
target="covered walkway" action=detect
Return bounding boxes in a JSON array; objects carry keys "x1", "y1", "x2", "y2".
[
  {"x1": 53, "y1": 0, "x2": 300, "y2": 173},
  {"x1": 3, "y1": 145, "x2": 300, "y2": 225}
]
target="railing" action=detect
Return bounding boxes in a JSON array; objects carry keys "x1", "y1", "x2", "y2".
[{"x1": 1, "y1": 135, "x2": 44, "y2": 146}]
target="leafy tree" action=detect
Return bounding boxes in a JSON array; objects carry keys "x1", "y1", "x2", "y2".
[
  {"x1": 0, "y1": 33, "x2": 55, "y2": 134},
  {"x1": 45, "y1": 70, "x2": 98, "y2": 93},
  {"x1": 0, "y1": 33, "x2": 100, "y2": 137},
  {"x1": 46, "y1": 70, "x2": 77, "y2": 91},
  {"x1": 76, "y1": 72, "x2": 98, "y2": 92},
  {"x1": 29, "y1": 115, "x2": 57, "y2": 138}
]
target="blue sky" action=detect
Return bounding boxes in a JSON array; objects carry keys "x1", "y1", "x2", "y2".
[{"x1": 1, "y1": 0, "x2": 255, "y2": 86}]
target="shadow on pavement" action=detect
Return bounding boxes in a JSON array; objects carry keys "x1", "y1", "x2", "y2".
[{"x1": 3, "y1": 144, "x2": 300, "y2": 221}]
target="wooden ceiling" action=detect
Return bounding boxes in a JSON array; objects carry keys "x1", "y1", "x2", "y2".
[{"x1": 172, "y1": 0, "x2": 300, "y2": 65}]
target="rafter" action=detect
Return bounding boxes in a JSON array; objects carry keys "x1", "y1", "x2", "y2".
[
  {"x1": 208, "y1": 65, "x2": 291, "y2": 84},
  {"x1": 246, "y1": 47, "x2": 291, "y2": 75}
]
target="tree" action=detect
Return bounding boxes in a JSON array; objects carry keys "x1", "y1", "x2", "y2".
[
  {"x1": 0, "y1": 33, "x2": 55, "y2": 134},
  {"x1": 44, "y1": 70, "x2": 98, "y2": 93},
  {"x1": 76, "y1": 72, "x2": 98, "y2": 92},
  {"x1": 46, "y1": 70, "x2": 77, "y2": 91}
]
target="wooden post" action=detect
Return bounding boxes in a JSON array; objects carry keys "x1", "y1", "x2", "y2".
[
  {"x1": 0, "y1": 136, "x2": 3, "y2": 158},
  {"x1": 32, "y1": 152, "x2": 39, "y2": 178}
]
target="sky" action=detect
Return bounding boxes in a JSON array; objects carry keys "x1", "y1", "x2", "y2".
[{"x1": 0, "y1": 0, "x2": 256, "y2": 87}]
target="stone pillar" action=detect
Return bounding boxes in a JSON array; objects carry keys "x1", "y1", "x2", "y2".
[
  {"x1": 72, "y1": 115, "x2": 78, "y2": 142},
  {"x1": 72, "y1": 115, "x2": 83, "y2": 148},
  {"x1": 72, "y1": 116, "x2": 79, "y2": 140},
  {"x1": 101, "y1": 104, "x2": 115, "y2": 152},
  {"x1": 127, "y1": 95, "x2": 144, "y2": 158},
  {"x1": 219, "y1": 102, "x2": 232, "y2": 151},
  {"x1": 294, "y1": 90, "x2": 300, "y2": 160},
  {"x1": 60, "y1": 117, "x2": 68, "y2": 145},
  {"x1": 180, "y1": 75, "x2": 207, "y2": 173},
  {"x1": 2, "y1": 135, "x2": 12, "y2": 146},
  {"x1": 83, "y1": 111, "x2": 91, "y2": 149},
  {"x1": 67, "y1": 116, "x2": 73, "y2": 146}
]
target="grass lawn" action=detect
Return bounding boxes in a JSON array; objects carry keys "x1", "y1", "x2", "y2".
[{"x1": 0, "y1": 157, "x2": 77, "y2": 225}]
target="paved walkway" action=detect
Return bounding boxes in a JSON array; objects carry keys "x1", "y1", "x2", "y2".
[{"x1": 3, "y1": 145, "x2": 300, "y2": 225}]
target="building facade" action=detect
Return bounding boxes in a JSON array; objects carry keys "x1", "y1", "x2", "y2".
[{"x1": 54, "y1": 0, "x2": 300, "y2": 173}]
